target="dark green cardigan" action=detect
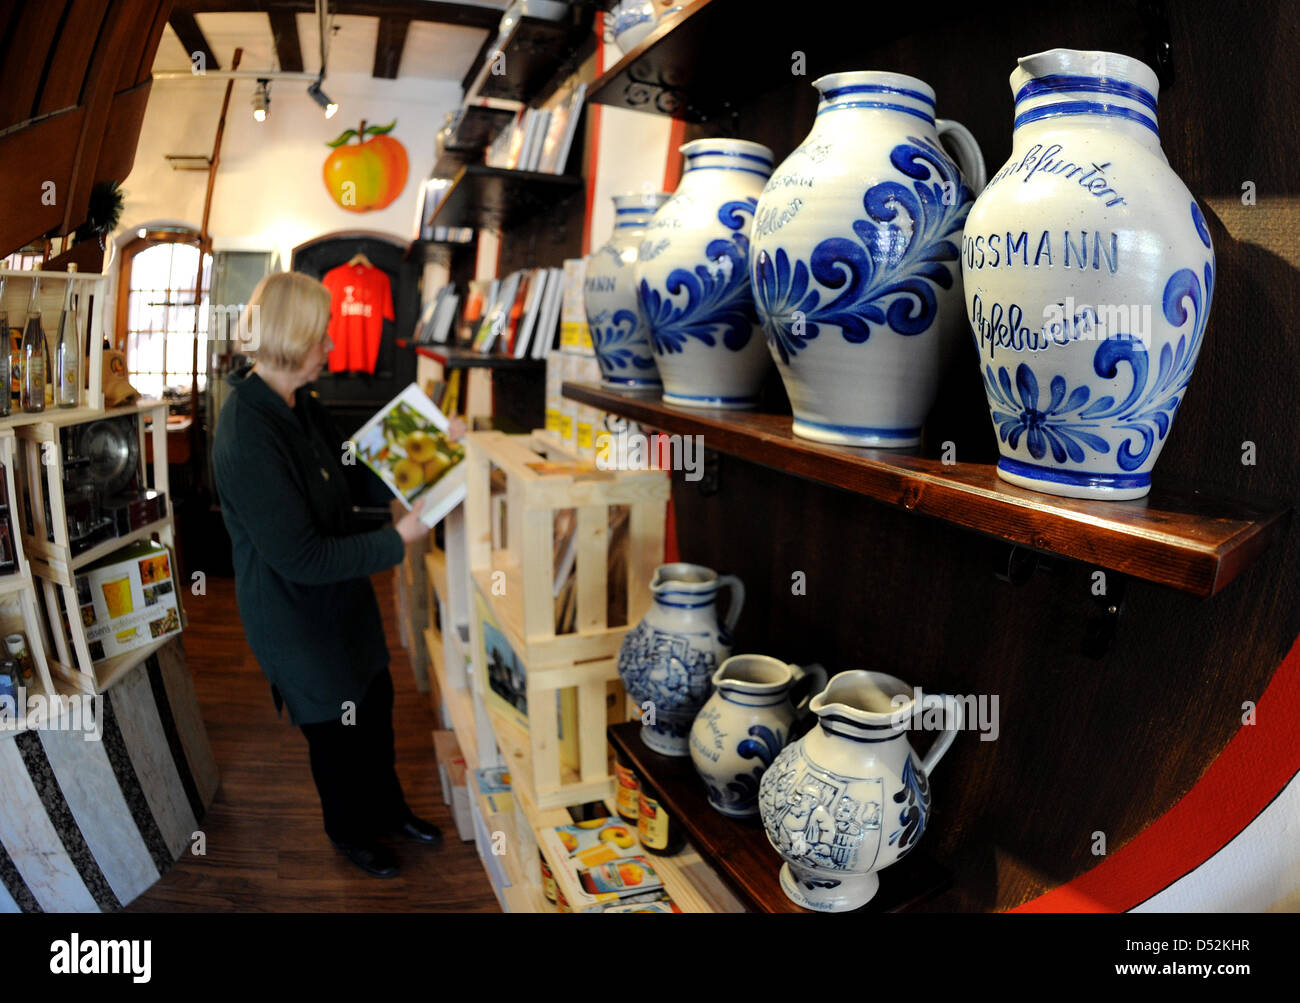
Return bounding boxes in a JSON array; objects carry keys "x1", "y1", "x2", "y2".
[{"x1": 213, "y1": 364, "x2": 405, "y2": 725}]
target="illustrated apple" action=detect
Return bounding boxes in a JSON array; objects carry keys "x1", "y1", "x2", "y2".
[
  {"x1": 323, "y1": 119, "x2": 409, "y2": 213},
  {"x1": 599, "y1": 825, "x2": 635, "y2": 849}
]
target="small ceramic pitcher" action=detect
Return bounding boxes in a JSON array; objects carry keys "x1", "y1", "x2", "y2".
[
  {"x1": 759, "y1": 670, "x2": 961, "y2": 911},
  {"x1": 690, "y1": 655, "x2": 828, "y2": 818},
  {"x1": 617, "y1": 563, "x2": 745, "y2": 756}
]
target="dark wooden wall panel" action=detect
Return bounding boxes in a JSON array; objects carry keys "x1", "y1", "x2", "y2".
[
  {"x1": 0, "y1": 1, "x2": 69, "y2": 128},
  {"x1": 37, "y1": 0, "x2": 110, "y2": 114},
  {"x1": 669, "y1": 0, "x2": 1299, "y2": 910}
]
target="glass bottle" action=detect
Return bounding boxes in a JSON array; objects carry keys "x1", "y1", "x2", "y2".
[
  {"x1": 0, "y1": 276, "x2": 10, "y2": 417},
  {"x1": 637, "y1": 777, "x2": 685, "y2": 856},
  {"x1": 20, "y1": 279, "x2": 45, "y2": 413},
  {"x1": 54, "y1": 264, "x2": 79, "y2": 408}
]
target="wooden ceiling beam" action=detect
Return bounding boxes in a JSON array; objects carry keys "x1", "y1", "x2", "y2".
[
  {"x1": 372, "y1": 14, "x2": 411, "y2": 80},
  {"x1": 267, "y1": 9, "x2": 303, "y2": 72},
  {"x1": 171, "y1": 0, "x2": 502, "y2": 31},
  {"x1": 169, "y1": 8, "x2": 221, "y2": 72}
]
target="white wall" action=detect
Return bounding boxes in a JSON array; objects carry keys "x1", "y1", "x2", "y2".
[{"x1": 121, "y1": 73, "x2": 461, "y2": 266}]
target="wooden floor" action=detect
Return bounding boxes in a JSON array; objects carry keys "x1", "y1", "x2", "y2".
[{"x1": 126, "y1": 571, "x2": 501, "y2": 912}]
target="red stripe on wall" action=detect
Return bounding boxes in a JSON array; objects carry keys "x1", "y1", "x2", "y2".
[
  {"x1": 663, "y1": 118, "x2": 686, "y2": 192},
  {"x1": 581, "y1": 26, "x2": 605, "y2": 256},
  {"x1": 1013, "y1": 628, "x2": 1300, "y2": 912}
]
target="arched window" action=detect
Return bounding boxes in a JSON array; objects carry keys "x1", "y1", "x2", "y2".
[{"x1": 115, "y1": 228, "x2": 212, "y2": 399}]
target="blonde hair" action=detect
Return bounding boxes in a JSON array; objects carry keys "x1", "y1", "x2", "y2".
[{"x1": 243, "y1": 271, "x2": 331, "y2": 370}]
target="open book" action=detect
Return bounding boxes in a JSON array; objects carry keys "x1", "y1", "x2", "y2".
[{"x1": 352, "y1": 384, "x2": 467, "y2": 527}]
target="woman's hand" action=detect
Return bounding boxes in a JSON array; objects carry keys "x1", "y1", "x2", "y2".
[
  {"x1": 448, "y1": 416, "x2": 467, "y2": 442},
  {"x1": 395, "y1": 495, "x2": 434, "y2": 544}
]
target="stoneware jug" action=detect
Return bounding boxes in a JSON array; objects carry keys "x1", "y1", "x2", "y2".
[
  {"x1": 635, "y1": 138, "x2": 774, "y2": 408},
  {"x1": 584, "y1": 192, "x2": 672, "y2": 388},
  {"x1": 758, "y1": 670, "x2": 960, "y2": 912},
  {"x1": 752, "y1": 71, "x2": 986, "y2": 447},
  {"x1": 962, "y1": 48, "x2": 1215, "y2": 500},
  {"x1": 617, "y1": 563, "x2": 745, "y2": 756},
  {"x1": 690, "y1": 655, "x2": 828, "y2": 818}
]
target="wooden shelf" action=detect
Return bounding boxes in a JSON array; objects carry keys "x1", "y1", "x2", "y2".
[
  {"x1": 0, "y1": 398, "x2": 166, "y2": 434},
  {"x1": 447, "y1": 103, "x2": 519, "y2": 153},
  {"x1": 607, "y1": 721, "x2": 950, "y2": 913},
  {"x1": 397, "y1": 341, "x2": 546, "y2": 371},
  {"x1": 472, "y1": 12, "x2": 595, "y2": 106},
  {"x1": 431, "y1": 164, "x2": 583, "y2": 231},
  {"x1": 564, "y1": 382, "x2": 1290, "y2": 597},
  {"x1": 588, "y1": 0, "x2": 908, "y2": 122}
]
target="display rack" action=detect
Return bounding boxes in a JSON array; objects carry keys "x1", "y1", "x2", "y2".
[
  {"x1": 15, "y1": 400, "x2": 181, "y2": 694},
  {"x1": 587, "y1": 0, "x2": 891, "y2": 122},
  {"x1": 463, "y1": 429, "x2": 668, "y2": 809},
  {"x1": 431, "y1": 164, "x2": 584, "y2": 231},
  {"x1": 0, "y1": 267, "x2": 107, "y2": 427},
  {"x1": 562, "y1": 382, "x2": 1288, "y2": 598},
  {"x1": 467, "y1": 10, "x2": 596, "y2": 107},
  {"x1": 607, "y1": 721, "x2": 951, "y2": 913}
]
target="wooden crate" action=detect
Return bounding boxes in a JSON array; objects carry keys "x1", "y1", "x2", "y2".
[
  {"x1": 14, "y1": 402, "x2": 181, "y2": 693},
  {"x1": 464, "y1": 430, "x2": 668, "y2": 811}
]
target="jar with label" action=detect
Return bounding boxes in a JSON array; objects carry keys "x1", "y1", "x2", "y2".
[
  {"x1": 4, "y1": 633, "x2": 33, "y2": 683},
  {"x1": 539, "y1": 851, "x2": 556, "y2": 904},
  {"x1": 637, "y1": 778, "x2": 684, "y2": 856},
  {"x1": 614, "y1": 748, "x2": 640, "y2": 824}
]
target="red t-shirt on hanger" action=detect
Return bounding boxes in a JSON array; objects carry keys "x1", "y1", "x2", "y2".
[{"x1": 321, "y1": 262, "x2": 395, "y2": 374}]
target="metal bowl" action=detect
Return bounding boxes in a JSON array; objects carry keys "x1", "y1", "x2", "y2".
[{"x1": 79, "y1": 416, "x2": 140, "y2": 496}]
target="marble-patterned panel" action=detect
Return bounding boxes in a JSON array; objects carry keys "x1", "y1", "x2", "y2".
[
  {"x1": 0, "y1": 738, "x2": 98, "y2": 912},
  {"x1": 39, "y1": 724, "x2": 161, "y2": 908},
  {"x1": 0, "y1": 876, "x2": 18, "y2": 913},
  {"x1": 154, "y1": 640, "x2": 220, "y2": 810},
  {"x1": 107, "y1": 663, "x2": 197, "y2": 861}
]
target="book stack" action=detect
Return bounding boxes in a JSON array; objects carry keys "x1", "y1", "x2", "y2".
[
  {"x1": 415, "y1": 284, "x2": 461, "y2": 345},
  {"x1": 484, "y1": 84, "x2": 587, "y2": 174},
  {"x1": 468, "y1": 266, "x2": 565, "y2": 358}
]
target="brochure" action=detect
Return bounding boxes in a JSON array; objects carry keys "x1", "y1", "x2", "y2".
[{"x1": 352, "y1": 384, "x2": 467, "y2": 526}]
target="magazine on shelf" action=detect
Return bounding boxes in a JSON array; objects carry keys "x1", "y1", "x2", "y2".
[
  {"x1": 503, "y1": 270, "x2": 534, "y2": 354},
  {"x1": 531, "y1": 267, "x2": 565, "y2": 359},
  {"x1": 476, "y1": 271, "x2": 521, "y2": 353},
  {"x1": 430, "y1": 287, "x2": 460, "y2": 343},
  {"x1": 513, "y1": 268, "x2": 549, "y2": 358},
  {"x1": 538, "y1": 83, "x2": 587, "y2": 174},
  {"x1": 352, "y1": 384, "x2": 467, "y2": 527},
  {"x1": 523, "y1": 110, "x2": 552, "y2": 171}
]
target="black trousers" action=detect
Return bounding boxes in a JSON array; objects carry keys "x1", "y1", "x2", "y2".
[{"x1": 299, "y1": 668, "x2": 412, "y2": 845}]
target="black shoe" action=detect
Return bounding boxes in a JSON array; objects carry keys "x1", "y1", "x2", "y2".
[
  {"x1": 331, "y1": 839, "x2": 400, "y2": 878},
  {"x1": 397, "y1": 815, "x2": 443, "y2": 845}
]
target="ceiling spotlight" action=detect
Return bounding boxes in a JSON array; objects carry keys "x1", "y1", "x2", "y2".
[
  {"x1": 252, "y1": 79, "x2": 270, "y2": 122},
  {"x1": 308, "y1": 78, "x2": 338, "y2": 119}
]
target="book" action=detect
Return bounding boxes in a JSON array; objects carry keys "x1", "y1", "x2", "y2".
[
  {"x1": 460, "y1": 278, "x2": 494, "y2": 344},
  {"x1": 430, "y1": 287, "x2": 460, "y2": 344},
  {"x1": 502, "y1": 269, "x2": 533, "y2": 354},
  {"x1": 539, "y1": 83, "x2": 587, "y2": 174},
  {"x1": 415, "y1": 293, "x2": 440, "y2": 344},
  {"x1": 477, "y1": 271, "x2": 521, "y2": 353},
  {"x1": 513, "y1": 268, "x2": 549, "y2": 358},
  {"x1": 522, "y1": 110, "x2": 551, "y2": 171},
  {"x1": 352, "y1": 384, "x2": 467, "y2": 527},
  {"x1": 531, "y1": 267, "x2": 566, "y2": 359}
]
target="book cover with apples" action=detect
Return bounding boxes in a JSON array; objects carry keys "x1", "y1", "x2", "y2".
[{"x1": 352, "y1": 383, "x2": 467, "y2": 527}]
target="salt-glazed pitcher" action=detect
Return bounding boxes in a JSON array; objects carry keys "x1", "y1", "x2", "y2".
[
  {"x1": 962, "y1": 49, "x2": 1215, "y2": 500},
  {"x1": 635, "y1": 138, "x2": 774, "y2": 408},
  {"x1": 751, "y1": 71, "x2": 986, "y2": 447},
  {"x1": 758, "y1": 670, "x2": 961, "y2": 911},
  {"x1": 617, "y1": 563, "x2": 745, "y2": 756},
  {"x1": 584, "y1": 192, "x2": 672, "y2": 388},
  {"x1": 690, "y1": 655, "x2": 827, "y2": 818}
]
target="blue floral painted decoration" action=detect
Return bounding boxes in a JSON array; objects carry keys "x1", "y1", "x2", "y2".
[
  {"x1": 754, "y1": 135, "x2": 972, "y2": 365},
  {"x1": 638, "y1": 199, "x2": 759, "y2": 355}
]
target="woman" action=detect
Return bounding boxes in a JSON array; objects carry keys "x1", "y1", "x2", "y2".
[{"x1": 214, "y1": 270, "x2": 451, "y2": 879}]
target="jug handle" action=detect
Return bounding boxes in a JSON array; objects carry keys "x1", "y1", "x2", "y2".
[
  {"x1": 717, "y1": 574, "x2": 745, "y2": 636},
  {"x1": 788, "y1": 662, "x2": 828, "y2": 717},
  {"x1": 935, "y1": 119, "x2": 987, "y2": 196},
  {"x1": 921, "y1": 694, "x2": 964, "y2": 775}
]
